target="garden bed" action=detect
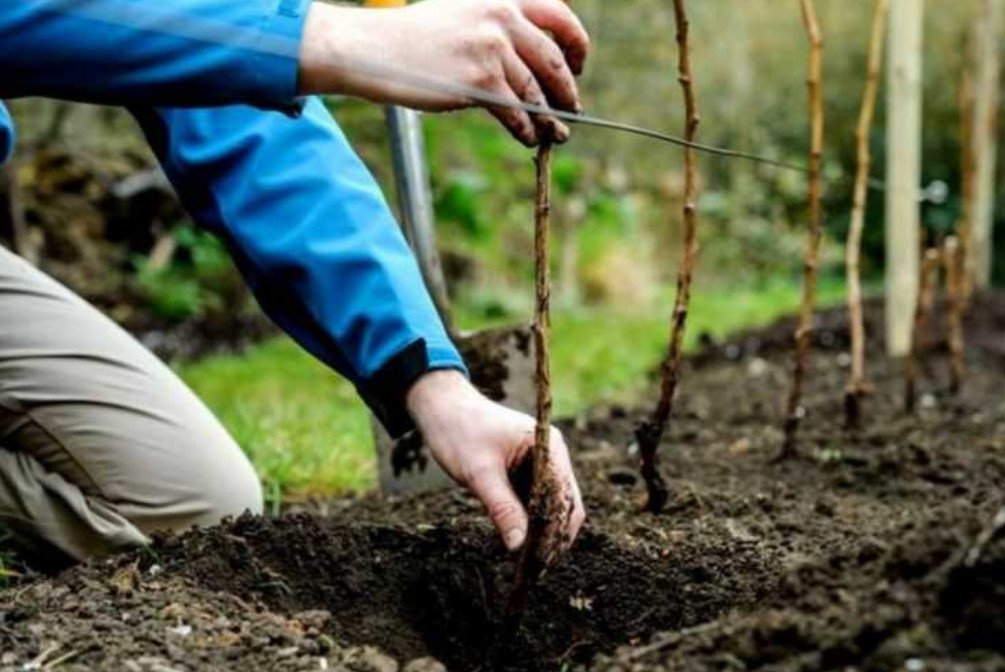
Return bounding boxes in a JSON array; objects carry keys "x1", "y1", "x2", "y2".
[{"x1": 1, "y1": 295, "x2": 1003, "y2": 672}]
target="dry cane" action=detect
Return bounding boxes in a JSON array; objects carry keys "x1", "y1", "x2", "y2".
[
  {"x1": 844, "y1": 0, "x2": 888, "y2": 429},
  {"x1": 635, "y1": 0, "x2": 701, "y2": 514},
  {"x1": 944, "y1": 236, "x2": 965, "y2": 395},
  {"x1": 958, "y1": 58, "x2": 977, "y2": 307},
  {"x1": 904, "y1": 248, "x2": 941, "y2": 413},
  {"x1": 781, "y1": 0, "x2": 824, "y2": 459},
  {"x1": 504, "y1": 139, "x2": 558, "y2": 633}
]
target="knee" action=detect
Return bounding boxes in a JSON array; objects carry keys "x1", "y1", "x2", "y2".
[{"x1": 191, "y1": 446, "x2": 264, "y2": 525}]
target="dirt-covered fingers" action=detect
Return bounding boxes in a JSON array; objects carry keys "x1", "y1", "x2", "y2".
[
  {"x1": 502, "y1": 53, "x2": 570, "y2": 143},
  {"x1": 509, "y1": 12, "x2": 582, "y2": 115},
  {"x1": 475, "y1": 59, "x2": 540, "y2": 146}
]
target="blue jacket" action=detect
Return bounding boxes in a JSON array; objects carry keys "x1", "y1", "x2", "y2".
[{"x1": 0, "y1": 0, "x2": 467, "y2": 436}]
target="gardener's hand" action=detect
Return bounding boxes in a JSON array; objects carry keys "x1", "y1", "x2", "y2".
[
  {"x1": 299, "y1": 0, "x2": 590, "y2": 146},
  {"x1": 406, "y1": 370, "x2": 585, "y2": 557}
]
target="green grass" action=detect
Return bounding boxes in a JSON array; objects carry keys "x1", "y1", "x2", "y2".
[{"x1": 177, "y1": 277, "x2": 848, "y2": 498}]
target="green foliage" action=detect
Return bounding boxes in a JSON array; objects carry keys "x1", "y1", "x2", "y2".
[
  {"x1": 133, "y1": 224, "x2": 242, "y2": 322},
  {"x1": 183, "y1": 279, "x2": 850, "y2": 497}
]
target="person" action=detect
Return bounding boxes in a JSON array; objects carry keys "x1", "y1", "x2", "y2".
[{"x1": 0, "y1": 0, "x2": 589, "y2": 564}]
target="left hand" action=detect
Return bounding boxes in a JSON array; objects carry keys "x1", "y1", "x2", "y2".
[{"x1": 406, "y1": 370, "x2": 585, "y2": 558}]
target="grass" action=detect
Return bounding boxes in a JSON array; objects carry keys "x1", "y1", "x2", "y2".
[{"x1": 177, "y1": 276, "x2": 848, "y2": 499}]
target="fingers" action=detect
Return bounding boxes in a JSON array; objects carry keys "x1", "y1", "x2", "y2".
[
  {"x1": 467, "y1": 461, "x2": 530, "y2": 551},
  {"x1": 516, "y1": 0, "x2": 590, "y2": 75},
  {"x1": 502, "y1": 48, "x2": 571, "y2": 143},
  {"x1": 510, "y1": 16, "x2": 581, "y2": 114},
  {"x1": 477, "y1": 59, "x2": 540, "y2": 146}
]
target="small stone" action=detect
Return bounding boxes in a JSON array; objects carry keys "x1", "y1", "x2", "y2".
[
  {"x1": 836, "y1": 352, "x2": 852, "y2": 368},
  {"x1": 294, "y1": 610, "x2": 332, "y2": 630},
  {"x1": 167, "y1": 624, "x2": 192, "y2": 637},
  {"x1": 403, "y1": 658, "x2": 447, "y2": 672},
  {"x1": 905, "y1": 658, "x2": 925, "y2": 672},
  {"x1": 919, "y1": 394, "x2": 937, "y2": 410},
  {"x1": 346, "y1": 647, "x2": 398, "y2": 672},
  {"x1": 747, "y1": 357, "x2": 769, "y2": 378}
]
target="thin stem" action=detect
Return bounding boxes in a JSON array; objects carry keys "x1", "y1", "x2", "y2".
[
  {"x1": 781, "y1": 0, "x2": 824, "y2": 459},
  {"x1": 505, "y1": 139, "x2": 555, "y2": 630},
  {"x1": 944, "y1": 236, "x2": 965, "y2": 395},
  {"x1": 958, "y1": 41, "x2": 977, "y2": 306},
  {"x1": 844, "y1": 0, "x2": 888, "y2": 429},
  {"x1": 905, "y1": 247, "x2": 940, "y2": 413},
  {"x1": 635, "y1": 0, "x2": 701, "y2": 513}
]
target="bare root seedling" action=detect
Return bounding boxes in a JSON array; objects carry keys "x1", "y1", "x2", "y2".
[
  {"x1": 781, "y1": 0, "x2": 824, "y2": 459},
  {"x1": 844, "y1": 0, "x2": 888, "y2": 429},
  {"x1": 943, "y1": 236, "x2": 965, "y2": 395},
  {"x1": 904, "y1": 247, "x2": 941, "y2": 413},
  {"x1": 635, "y1": 0, "x2": 701, "y2": 514},
  {"x1": 504, "y1": 139, "x2": 560, "y2": 635}
]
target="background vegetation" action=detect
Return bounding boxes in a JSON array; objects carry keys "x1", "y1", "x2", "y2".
[{"x1": 3, "y1": 0, "x2": 1001, "y2": 498}]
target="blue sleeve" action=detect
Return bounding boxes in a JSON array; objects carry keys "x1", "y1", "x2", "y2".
[
  {"x1": 130, "y1": 99, "x2": 467, "y2": 436},
  {"x1": 0, "y1": 0, "x2": 309, "y2": 112}
]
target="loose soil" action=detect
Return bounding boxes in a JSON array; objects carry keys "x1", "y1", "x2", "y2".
[{"x1": 2, "y1": 295, "x2": 1003, "y2": 672}]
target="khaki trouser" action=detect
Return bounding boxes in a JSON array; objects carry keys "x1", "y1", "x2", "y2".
[{"x1": 0, "y1": 245, "x2": 262, "y2": 563}]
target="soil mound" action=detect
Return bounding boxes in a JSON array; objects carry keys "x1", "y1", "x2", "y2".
[{"x1": 2, "y1": 293, "x2": 1004, "y2": 671}]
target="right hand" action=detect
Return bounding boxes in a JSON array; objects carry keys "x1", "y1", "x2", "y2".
[{"x1": 300, "y1": 0, "x2": 590, "y2": 146}]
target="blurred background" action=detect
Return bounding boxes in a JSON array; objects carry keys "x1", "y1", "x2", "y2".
[{"x1": 1, "y1": 0, "x2": 1000, "y2": 504}]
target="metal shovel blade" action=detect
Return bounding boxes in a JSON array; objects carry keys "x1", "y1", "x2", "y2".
[{"x1": 374, "y1": 324, "x2": 536, "y2": 495}]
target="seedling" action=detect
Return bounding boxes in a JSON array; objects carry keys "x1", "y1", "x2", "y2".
[
  {"x1": 781, "y1": 0, "x2": 824, "y2": 459},
  {"x1": 635, "y1": 0, "x2": 701, "y2": 514},
  {"x1": 904, "y1": 247, "x2": 941, "y2": 413},
  {"x1": 844, "y1": 0, "x2": 888, "y2": 428},
  {"x1": 943, "y1": 236, "x2": 965, "y2": 394},
  {"x1": 505, "y1": 138, "x2": 560, "y2": 631}
]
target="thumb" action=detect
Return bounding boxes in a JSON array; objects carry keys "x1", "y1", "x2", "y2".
[{"x1": 468, "y1": 465, "x2": 529, "y2": 552}]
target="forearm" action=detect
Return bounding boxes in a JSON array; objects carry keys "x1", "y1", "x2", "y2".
[{"x1": 131, "y1": 99, "x2": 466, "y2": 436}]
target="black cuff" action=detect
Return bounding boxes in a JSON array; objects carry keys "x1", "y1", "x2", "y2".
[{"x1": 358, "y1": 339, "x2": 431, "y2": 439}]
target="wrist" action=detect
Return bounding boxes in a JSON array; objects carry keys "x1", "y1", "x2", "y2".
[
  {"x1": 406, "y1": 369, "x2": 473, "y2": 425},
  {"x1": 298, "y1": 3, "x2": 397, "y2": 100}
]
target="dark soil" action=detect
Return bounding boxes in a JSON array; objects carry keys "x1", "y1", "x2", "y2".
[{"x1": 2, "y1": 294, "x2": 1004, "y2": 672}]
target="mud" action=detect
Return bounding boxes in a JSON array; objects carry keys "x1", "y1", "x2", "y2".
[{"x1": 1, "y1": 294, "x2": 1003, "y2": 672}]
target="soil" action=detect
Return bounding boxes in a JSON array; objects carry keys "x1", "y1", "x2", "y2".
[{"x1": 2, "y1": 294, "x2": 1004, "y2": 672}]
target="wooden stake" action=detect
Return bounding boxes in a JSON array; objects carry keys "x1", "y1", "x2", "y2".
[
  {"x1": 635, "y1": 0, "x2": 701, "y2": 513},
  {"x1": 885, "y1": 0, "x2": 924, "y2": 356},
  {"x1": 844, "y1": 0, "x2": 889, "y2": 429},
  {"x1": 904, "y1": 247, "x2": 940, "y2": 413},
  {"x1": 781, "y1": 0, "x2": 824, "y2": 459},
  {"x1": 944, "y1": 236, "x2": 965, "y2": 395}
]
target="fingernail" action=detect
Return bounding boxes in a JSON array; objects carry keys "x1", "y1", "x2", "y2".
[{"x1": 505, "y1": 527, "x2": 526, "y2": 551}]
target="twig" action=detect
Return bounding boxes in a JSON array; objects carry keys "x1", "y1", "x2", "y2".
[
  {"x1": 904, "y1": 247, "x2": 941, "y2": 413},
  {"x1": 943, "y1": 236, "x2": 965, "y2": 394},
  {"x1": 504, "y1": 138, "x2": 556, "y2": 631},
  {"x1": 957, "y1": 48, "x2": 977, "y2": 306},
  {"x1": 635, "y1": 0, "x2": 701, "y2": 514},
  {"x1": 844, "y1": 0, "x2": 888, "y2": 429},
  {"x1": 781, "y1": 0, "x2": 824, "y2": 459}
]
